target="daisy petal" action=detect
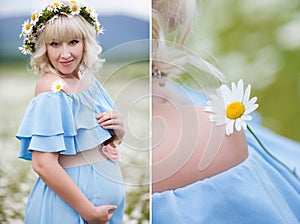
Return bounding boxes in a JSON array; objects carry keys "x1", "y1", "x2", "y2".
[
  {"x1": 245, "y1": 96, "x2": 257, "y2": 108},
  {"x1": 241, "y1": 119, "x2": 247, "y2": 129},
  {"x1": 244, "y1": 103, "x2": 259, "y2": 115},
  {"x1": 219, "y1": 85, "x2": 232, "y2": 104},
  {"x1": 243, "y1": 84, "x2": 251, "y2": 105},
  {"x1": 235, "y1": 118, "x2": 242, "y2": 131},
  {"x1": 204, "y1": 106, "x2": 212, "y2": 112},
  {"x1": 241, "y1": 115, "x2": 252, "y2": 121},
  {"x1": 226, "y1": 120, "x2": 234, "y2": 135},
  {"x1": 236, "y1": 79, "x2": 244, "y2": 102}
]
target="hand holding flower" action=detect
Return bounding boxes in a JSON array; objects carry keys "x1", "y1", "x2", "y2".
[{"x1": 97, "y1": 110, "x2": 125, "y2": 142}]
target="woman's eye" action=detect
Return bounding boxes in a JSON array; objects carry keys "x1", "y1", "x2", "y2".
[
  {"x1": 70, "y1": 40, "x2": 79, "y2": 45},
  {"x1": 50, "y1": 42, "x2": 59, "y2": 47}
]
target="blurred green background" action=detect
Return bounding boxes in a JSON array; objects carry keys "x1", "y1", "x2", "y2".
[{"x1": 189, "y1": 0, "x2": 300, "y2": 142}]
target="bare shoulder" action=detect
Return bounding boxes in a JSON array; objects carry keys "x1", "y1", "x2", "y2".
[{"x1": 34, "y1": 73, "x2": 64, "y2": 97}]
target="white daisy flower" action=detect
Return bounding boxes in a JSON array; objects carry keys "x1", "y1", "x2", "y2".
[
  {"x1": 18, "y1": 45, "x2": 32, "y2": 55},
  {"x1": 52, "y1": 1, "x2": 61, "y2": 8},
  {"x1": 30, "y1": 11, "x2": 40, "y2": 25},
  {"x1": 25, "y1": 35, "x2": 36, "y2": 44},
  {"x1": 69, "y1": 0, "x2": 82, "y2": 15},
  {"x1": 95, "y1": 22, "x2": 104, "y2": 34},
  {"x1": 51, "y1": 79, "x2": 64, "y2": 93},
  {"x1": 204, "y1": 79, "x2": 259, "y2": 135},
  {"x1": 87, "y1": 8, "x2": 98, "y2": 21},
  {"x1": 22, "y1": 20, "x2": 32, "y2": 35},
  {"x1": 37, "y1": 23, "x2": 45, "y2": 33}
]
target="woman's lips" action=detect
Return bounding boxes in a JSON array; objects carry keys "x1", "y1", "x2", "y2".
[{"x1": 60, "y1": 60, "x2": 74, "y2": 66}]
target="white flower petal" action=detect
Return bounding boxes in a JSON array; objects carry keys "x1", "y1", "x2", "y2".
[
  {"x1": 235, "y1": 118, "x2": 242, "y2": 131},
  {"x1": 226, "y1": 120, "x2": 235, "y2": 135},
  {"x1": 245, "y1": 96, "x2": 257, "y2": 109},
  {"x1": 216, "y1": 120, "x2": 226, "y2": 126},
  {"x1": 210, "y1": 103, "x2": 225, "y2": 114},
  {"x1": 241, "y1": 119, "x2": 247, "y2": 129},
  {"x1": 204, "y1": 106, "x2": 212, "y2": 112},
  {"x1": 210, "y1": 113, "x2": 226, "y2": 123},
  {"x1": 243, "y1": 84, "x2": 251, "y2": 105},
  {"x1": 241, "y1": 115, "x2": 252, "y2": 121},
  {"x1": 231, "y1": 81, "x2": 237, "y2": 95},
  {"x1": 244, "y1": 103, "x2": 259, "y2": 115},
  {"x1": 235, "y1": 79, "x2": 244, "y2": 102},
  {"x1": 219, "y1": 85, "x2": 232, "y2": 105}
]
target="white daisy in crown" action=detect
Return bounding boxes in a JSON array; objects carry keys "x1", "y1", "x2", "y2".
[
  {"x1": 18, "y1": 45, "x2": 32, "y2": 55},
  {"x1": 204, "y1": 79, "x2": 259, "y2": 135},
  {"x1": 69, "y1": 0, "x2": 82, "y2": 15},
  {"x1": 19, "y1": 0, "x2": 104, "y2": 55},
  {"x1": 21, "y1": 20, "x2": 32, "y2": 35},
  {"x1": 30, "y1": 11, "x2": 40, "y2": 25}
]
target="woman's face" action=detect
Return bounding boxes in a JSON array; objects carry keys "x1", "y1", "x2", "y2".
[{"x1": 46, "y1": 38, "x2": 84, "y2": 77}]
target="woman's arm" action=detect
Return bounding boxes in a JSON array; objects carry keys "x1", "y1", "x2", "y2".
[{"x1": 32, "y1": 151, "x2": 116, "y2": 223}]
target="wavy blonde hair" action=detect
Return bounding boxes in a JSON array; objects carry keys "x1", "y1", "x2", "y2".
[
  {"x1": 152, "y1": 0, "x2": 225, "y2": 82},
  {"x1": 30, "y1": 15, "x2": 104, "y2": 76}
]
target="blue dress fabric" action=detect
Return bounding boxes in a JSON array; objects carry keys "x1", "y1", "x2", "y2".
[
  {"x1": 16, "y1": 76, "x2": 125, "y2": 224},
  {"x1": 152, "y1": 82, "x2": 300, "y2": 224}
]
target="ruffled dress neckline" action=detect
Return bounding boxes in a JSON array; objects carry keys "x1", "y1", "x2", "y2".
[{"x1": 16, "y1": 77, "x2": 115, "y2": 160}]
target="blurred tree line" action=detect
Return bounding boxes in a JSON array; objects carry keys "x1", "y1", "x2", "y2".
[{"x1": 189, "y1": 0, "x2": 300, "y2": 142}]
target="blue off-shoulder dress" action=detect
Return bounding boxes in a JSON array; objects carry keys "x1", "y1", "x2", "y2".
[
  {"x1": 152, "y1": 83, "x2": 300, "y2": 224},
  {"x1": 16, "y1": 76, "x2": 125, "y2": 224}
]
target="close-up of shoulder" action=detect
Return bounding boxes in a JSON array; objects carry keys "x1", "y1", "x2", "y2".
[{"x1": 34, "y1": 73, "x2": 63, "y2": 96}]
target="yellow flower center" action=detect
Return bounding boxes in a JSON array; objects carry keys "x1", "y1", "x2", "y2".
[
  {"x1": 72, "y1": 5, "x2": 78, "y2": 12},
  {"x1": 54, "y1": 1, "x2": 60, "y2": 6},
  {"x1": 70, "y1": 0, "x2": 77, "y2": 4},
  {"x1": 95, "y1": 24, "x2": 99, "y2": 31},
  {"x1": 87, "y1": 9, "x2": 92, "y2": 14},
  {"x1": 226, "y1": 102, "x2": 245, "y2": 119},
  {"x1": 31, "y1": 13, "x2": 36, "y2": 21},
  {"x1": 24, "y1": 45, "x2": 30, "y2": 50},
  {"x1": 25, "y1": 23, "x2": 31, "y2": 30},
  {"x1": 55, "y1": 84, "x2": 61, "y2": 91}
]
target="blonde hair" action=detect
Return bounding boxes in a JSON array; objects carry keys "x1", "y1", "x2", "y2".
[
  {"x1": 152, "y1": 0, "x2": 225, "y2": 83},
  {"x1": 30, "y1": 15, "x2": 104, "y2": 76}
]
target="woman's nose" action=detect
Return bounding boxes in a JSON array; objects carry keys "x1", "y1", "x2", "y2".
[{"x1": 61, "y1": 43, "x2": 71, "y2": 59}]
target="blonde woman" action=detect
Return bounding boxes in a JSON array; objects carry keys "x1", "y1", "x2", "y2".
[
  {"x1": 17, "y1": 1, "x2": 125, "y2": 223},
  {"x1": 152, "y1": 0, "x2": 300, "y2": 223}
]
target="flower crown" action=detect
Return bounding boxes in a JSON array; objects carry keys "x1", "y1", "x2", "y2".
[{"x1": 19, "y1": 0, "x2": 104, "y2": 55}]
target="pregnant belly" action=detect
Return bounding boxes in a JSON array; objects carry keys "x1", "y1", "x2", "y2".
[{"x1": 67, "y1": 160, "x2": 125, "y2": 206}]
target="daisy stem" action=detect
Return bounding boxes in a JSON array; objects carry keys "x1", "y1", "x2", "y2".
[
  {"x1": 247, "y1": 125, "x2": 299, "y2": 181},
  {"x1": 61, "y1": 89, "x2": 99, "y2": 114}
]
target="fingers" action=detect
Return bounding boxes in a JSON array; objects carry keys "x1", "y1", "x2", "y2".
[
  {"x1": 106, "y1": 205, "x2": 117, "y2": 212},
  {"x1": 96, "y1": 111, "x2": 114, "y2": 123},
  {"x1": 97, "y1": 110, "x2": 124, "y2": 130},
  {"x1": 106, "y1": 205, "x2": 117, "y2": 222},
  {"x1": 102, "y1": 145, "x2": 119, "y2": 161},
  {"x1": 96, "y1": 110, "x2": 125, "y2": 141},
  {"x1": 96, "y1": 111, "x2": 122, "y2": 123}
]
